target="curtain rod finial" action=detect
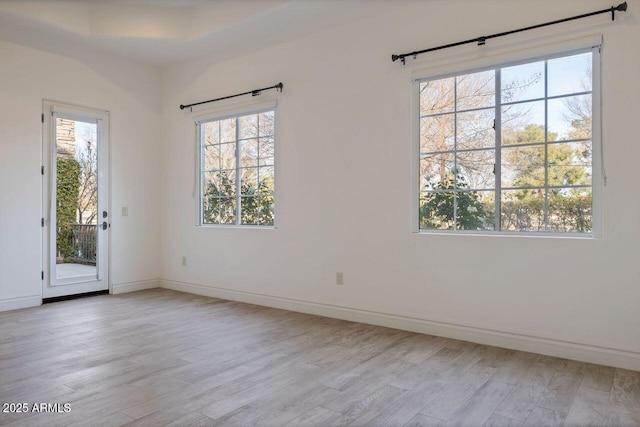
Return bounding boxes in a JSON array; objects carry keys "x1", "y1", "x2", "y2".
[{"x1": 612, "y1": 1, "x2": 627, "y2": 20}]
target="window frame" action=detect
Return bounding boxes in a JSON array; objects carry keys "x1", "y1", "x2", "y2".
[
  {"x1": 412, "y1": 45, "x2": 602, "y2": 237},
  {"x1": 196, "y1": 105, "x2": 277, "y2": 228}
]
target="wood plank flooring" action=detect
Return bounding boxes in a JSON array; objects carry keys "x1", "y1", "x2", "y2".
[{"x1": 0, "y1": 288, "x2": 638, "y2": 426}]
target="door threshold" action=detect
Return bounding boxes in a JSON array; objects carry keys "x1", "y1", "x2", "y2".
[{"x1": 43, "y1": 289, "x2": 109, "y2": 304}]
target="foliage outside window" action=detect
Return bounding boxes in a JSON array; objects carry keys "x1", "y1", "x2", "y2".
[
  {"x1": 56, "y1": 157, "x2": 80, "y2": 259},
  {"x1": 419, "y1": 50, "x2": 596, "y2": 234},
  {"x1": 200, "y1": 110, "x2": 275, "y2": 226}
]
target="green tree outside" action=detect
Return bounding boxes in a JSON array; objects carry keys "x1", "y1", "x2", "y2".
[
  {"x1": 56, "y1": 158, "x2": 80, "y2": 260},
  {"x1": 203, "y1": 171, "x2": 274, "y2": 226},
  {"x1": 501, "y1": 124, "x2": 591, "y2": 232},
  {"x1": 419, "y1": 172, "x2": 492, "y2": 230}
]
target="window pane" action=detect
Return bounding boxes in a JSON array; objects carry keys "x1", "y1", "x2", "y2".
[
  {"x1": 456, "y1": 149, "x2": 495, "y2": 190},
  {"x1": 501, "y1": 145, "x2": 545, "y2": 189},
  {"x1": 240, "y1": 196, "x2": 259, "y2": 225},
  {"x1": 240, "y1": 168, "x2": 259, "y2": 195},
  {"x1": 548, "y1": 141, "x2": 592, "y2": 187},
  {"x1": 203, "y1": 197, "x2": 237, "y2": 225},
  {"x1": 419, "y1": 192, "x2": 455, "y2": 230},
  {"x1": 218, "y1": 197, "x2": 236, "y2": 225},
  {"x1": 239, "y1": 138, "x2": 258, "y2": 167},
  {"x1": 238, "y1": 115, "x2": 258, "y2": 139},
  {"x1": 548, "y1": 52, "x2": 592, "y2": 97},
  {"x1": 420, "y1": 77, "x2": 454, "y2": 115},
  {"x1": 259, "y1": 137, "x2": 275, "y2": 159},
  {"x1": 258, "y1": 196, "x2": 275, "y2": 226},
  {"x1": 501, "y1": 101, "x2": 545, "y2": 145},
  {"x1": 501, "y1": 61, "x2": 544, "y2": 103},
  {"x1": 420, "y1": 153, "x2": 455, "y2": 191},
  {"x1": 548, "y1": 187, "x2": 592, "y2": 233},
  {"x1": 548, "y1": 95, "x2": 592, "y2": 141},
  {"x1": 203, "y1": 171, "x2": 222, "y2": 197},
  {"x1": 456, "y1": 190, "x2": 495, "y2": 231},
  {"x1": 203, "y1": 144, "x2": 220, "y2": 171},
  {"x1": 216, "y1": 170, "x2": 236, "y2": 196},
  {"x1": 202, "y1": 121, "x2": 219, "y2": 144},
  {"x1": 420, "y1": 114, "x2": 454, "y2": 153},
  {"x1": 420, "y1": 191, "x2": 493, "y2": 231},
  {"x1": 456, "y1": 108, "x2": 495, "y2": 150},
  {"x1": 258, "y1": 166, "x2": 275, "y2": 195},
  {"x1": 202, "y1": 197, "x2": 220, "y2": 224},
  {"x1": 500, "y1": 189, "x2": 545, "y2": 232},
  {"x1": 259, "y1": 111, "x2": 274, "y2": 136},
  {"x1": 259, "y1": 156, "x2": 274, "y2": 167},
  {"x1": 456, "y1": 70, "x2": 495, "y2": 111},
  {"x1": 220, "y1": 118, "x2": 236, "y2": 142},
  {"x1": 219, "y1": 142, "x2": 236, "y2": 170}
]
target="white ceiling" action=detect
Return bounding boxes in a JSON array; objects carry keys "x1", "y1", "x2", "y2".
[{"x1": 0, "y1": 0, "x2": 403, "y2": 67}]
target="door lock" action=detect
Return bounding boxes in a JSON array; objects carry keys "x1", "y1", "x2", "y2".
[{"x1": 103, "y1": 211, "x2": 108, "y2": 218}]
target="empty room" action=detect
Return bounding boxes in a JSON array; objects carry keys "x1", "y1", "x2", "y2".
[{"x1": 1, "y1": 0, "x2": 639, "y2": 426}]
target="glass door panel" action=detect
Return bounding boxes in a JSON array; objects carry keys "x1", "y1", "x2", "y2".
[{"x1": 54, "y1": 117, "x2": 99, "y2": 282}]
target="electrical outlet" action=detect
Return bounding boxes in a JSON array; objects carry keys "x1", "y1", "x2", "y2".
[
  {"x1": 181, "y1": 256, "x2": 187, "y2": 267},
  {"x1": 122, "y1": 207, "x2": 128, "y2": 216},
  {"x1": 336, "y1": 272, "x2": 344, "y2": 285}
]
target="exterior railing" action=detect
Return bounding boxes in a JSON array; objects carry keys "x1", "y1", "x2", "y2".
[{"x1": 69, "y1": 224, "x2": 97, "y2": 265}]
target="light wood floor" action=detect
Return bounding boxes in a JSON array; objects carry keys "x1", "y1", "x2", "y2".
[{"x1": 0, "y1": 289, "x2": 638, "y2": 427}]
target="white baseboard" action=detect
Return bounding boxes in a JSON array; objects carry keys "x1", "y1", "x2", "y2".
[
  {"x1": 112, "y1": 278, "x2": 160, "y2": 294},
  {"x1": 160, "y1": 279, "x2": 640, "y2": 371},
  {"x1": 0, "y1": 295, "x2": 41, "y2": 312}
]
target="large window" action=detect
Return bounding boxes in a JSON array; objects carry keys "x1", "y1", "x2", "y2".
[
  {"x1": 199, "y1": 109, "x2": 275, "y2": 226},
  {"x1": 418, "y1": 49, "x2": 598, "y2": 234}
]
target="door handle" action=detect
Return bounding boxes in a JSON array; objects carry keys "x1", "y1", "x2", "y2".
[{"x1": 101, "y1": 221, "x2": 108, "y2": 230}]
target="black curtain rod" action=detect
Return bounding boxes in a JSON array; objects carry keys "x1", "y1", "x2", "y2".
[
  {"x1": 392, "y1": 2, "x2": 628, "y2": 65},
  {"x1": 180, "y1": 82, "x2": 284, "y2": 110}
]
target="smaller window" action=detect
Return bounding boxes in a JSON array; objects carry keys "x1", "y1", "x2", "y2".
[{"x1": 199, "y1": 109, "x2": 275, "y2": 226}]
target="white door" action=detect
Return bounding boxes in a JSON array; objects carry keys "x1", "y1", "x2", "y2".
[{"x1": 42, "y1": 101, "x2": 109, "y2": 299}]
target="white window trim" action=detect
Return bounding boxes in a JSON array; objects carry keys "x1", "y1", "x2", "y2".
[
  {"x1": 194, "y1": 101, "x2": 277, "y2": 228},
  {"x1": 411, "y1": 41, "x2": 603, "y2": 238}
]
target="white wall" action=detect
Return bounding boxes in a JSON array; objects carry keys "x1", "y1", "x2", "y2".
[
  {"x1": 160, "y1": 0, "x2": 640, "y2": 369},
  {"x1": 0, "y1": 40, "x2": 161, "y2": 310}
]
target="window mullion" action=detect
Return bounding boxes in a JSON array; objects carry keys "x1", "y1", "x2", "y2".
[
  {"x1": 495, "y1": 69, "x2": 502, "y2": 232},
  {"x1": 198, "y1": 123, "x2": 203, "y2": 226},
  {"x1": 544, "y1": 60, "x2": 549, "y2": 231},
  {"x1": 453, "y1": 78, "x2": 458, "y2": 230},
  {"x1": 218, "y1": 123, "x2": 222, "y2": 224},
  {"x1": 235, "y1": 120, "x2": 241, "y2": 225},
  {"x1": 256, "y1": 114, "x2": 261, "y2": 226}
]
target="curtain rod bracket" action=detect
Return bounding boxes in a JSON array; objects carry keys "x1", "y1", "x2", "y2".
[{"x1": 477, "y1": 37, "x2": 487, "y2": 46}]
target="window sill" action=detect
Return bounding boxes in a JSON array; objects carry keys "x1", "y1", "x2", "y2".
[
  {"x1": 415, "y1": 230, "x2": 596, "y2": 239},
  {"x1": 198, "y1": 224, "x2": 277, "y2": 230}
]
